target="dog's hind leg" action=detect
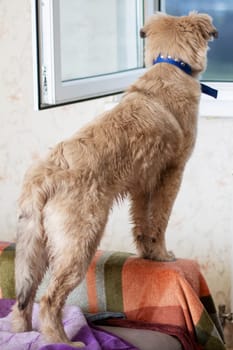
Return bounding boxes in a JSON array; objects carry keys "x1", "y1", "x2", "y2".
[
  {"x1": 11, "y1": 213, "x2": 48, "y2": 332},
  {"x1": 39, "y1": 252, "x2": 88, "y2": 346},
  {"x1": 39, "y1": 196, "x2": 109, "y2": 346}
]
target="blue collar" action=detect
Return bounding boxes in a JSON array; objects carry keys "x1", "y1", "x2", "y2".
[{"x1": 153, "y1": 55, "x2": 218, "y2": 99}]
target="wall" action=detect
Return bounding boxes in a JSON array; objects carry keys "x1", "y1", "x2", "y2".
[{"x1": 0, "y1": 1, "x2": 233, "y2": 314}]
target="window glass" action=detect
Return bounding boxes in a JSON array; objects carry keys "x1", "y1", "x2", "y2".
[
  {"x1": 60, "y1": 0, "x2": 143, "y2": 81},
  {"x1": 35, "y1": 0, "x2": 150, "y2": 108},
  {"x1": 165, "y1": 0, "x2": 233, "y2": 81}
]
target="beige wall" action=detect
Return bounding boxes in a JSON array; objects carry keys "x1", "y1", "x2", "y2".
[{"x1": 0, "y1": 1, "x2": 233, "y2": 314}]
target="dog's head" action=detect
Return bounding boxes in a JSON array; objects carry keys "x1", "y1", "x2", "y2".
[{"x1": 140, "y1": 12, "x2": 218, "y2": 76}]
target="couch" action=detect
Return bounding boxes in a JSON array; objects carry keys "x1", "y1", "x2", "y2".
[{"x1": 0, "y1": 241, "x2": 225, "y2": 350}]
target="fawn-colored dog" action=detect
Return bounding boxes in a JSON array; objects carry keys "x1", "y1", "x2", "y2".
[{"x1": 12, "y1": 12, "x2": 217, "y2": 346}]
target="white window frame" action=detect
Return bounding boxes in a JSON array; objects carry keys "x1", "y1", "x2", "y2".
[
  {"x1": 32, "y1": 0, "x2": 158, "y2": 109},
  {"x1": 32, "y1": 0, "x2": 233, "y2": 116}
]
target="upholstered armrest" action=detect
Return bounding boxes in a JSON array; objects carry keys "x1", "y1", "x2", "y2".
[{"x1": 0, "y1": 241, "x2": 225, "y2": 350}]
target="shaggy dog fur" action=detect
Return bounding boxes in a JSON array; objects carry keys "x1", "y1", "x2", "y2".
[{"x1": 12, "y1": 12, "x2": 217, "y2": 346}]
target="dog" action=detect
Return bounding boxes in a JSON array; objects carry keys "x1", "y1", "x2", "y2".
[{"x1": 12, "y1": 12, "x2": 217, "y2": 346}]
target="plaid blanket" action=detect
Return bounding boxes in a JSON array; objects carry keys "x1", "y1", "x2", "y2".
[{"x1": 0, "y1": 242, "x2": 226, "y2": 350}]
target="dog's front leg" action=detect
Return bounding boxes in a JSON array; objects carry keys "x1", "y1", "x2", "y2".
[
  {"x1": 136, "y1": 165, "x2": 184, "y2": 261},
  {"x1": 146, "y1": 165, "x2": 185, "y2": 261},
  {"x1": 130, "y1": 189, "x2": 172, "y2": 261},
  {"x1": 130, "y1": 191, "x2": 150, "y2": 247}
]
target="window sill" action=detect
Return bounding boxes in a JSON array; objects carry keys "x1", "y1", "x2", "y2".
[
  {"x1": 200, "y1": 82, "x2": 233, "y2": 118},
  {"x1": 105, "y1": 83, "x2": 233, "y2": 119}
]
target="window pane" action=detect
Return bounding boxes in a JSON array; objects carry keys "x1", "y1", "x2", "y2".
[
  {"x1": 165, "y1": 0, "x2": 233, "y2": 82},
  {"x1": 60, "y1": 0, "x2": 143, "y2": 82}
]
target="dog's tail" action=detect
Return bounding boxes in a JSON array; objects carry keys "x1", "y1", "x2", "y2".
[
  {"x1": 15, "y1": 157, "x2": 74, "y2": 311},
  {"x1": 15, "y1": 142, "x2": 79, "y2": 311},
  {"x1": 15, "y1": 166, "x2": 50, "y2": 310},
  {"x1": 18, "y1": 146, "x2": 72, "y2": 237}
]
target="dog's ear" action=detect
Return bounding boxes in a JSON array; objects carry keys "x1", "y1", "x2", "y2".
[
  {"x1": 140, "y1": 28, "x2": 146, "y2": 38},
  {"x1": 140, "y1": 12, "x2": 168, "y2": 38},
  {"x1": 190, "y1": 12, "x2": 218, "y2": 40},
  {"x1": 140, "y1": 20, "x2": 152, "y2": 38}
]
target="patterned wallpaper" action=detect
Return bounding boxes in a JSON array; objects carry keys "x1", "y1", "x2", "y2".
[{"x1": 0, "y1": 1, "x2": 233, "y2": 327}]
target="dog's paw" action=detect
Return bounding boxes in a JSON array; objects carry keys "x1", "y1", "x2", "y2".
[
  {"x1": 141, "y1": 250, "x2": 176, "y2": 262},
  {"x1": 11, "y1": 304, "x2": 32, "y2": 332},
  {"x1": 155, "y1": 250, "x2": 176, "y2": 262}
]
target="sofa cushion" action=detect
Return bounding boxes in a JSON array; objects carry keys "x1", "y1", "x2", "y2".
[{"x1": 98, "y1": 326, "x2": 182, "y2": 350}]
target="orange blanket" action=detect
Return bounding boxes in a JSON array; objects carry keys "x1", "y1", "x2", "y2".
[
  {"x1": 0, "y1": 243, "x2": 225, "y2": 349},
  {"x1": 84, "y1": 251, "x2": 225, "y2": 350}
]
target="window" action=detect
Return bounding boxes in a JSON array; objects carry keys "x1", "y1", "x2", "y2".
[
  {"x1": 33, "y1": 0, "x2": 233, "y2": 114},
  {"x1": 164, "y1": 0, "x2": 233, "y2": 117},
  {"x1": 33, "y1": 0, "x2": 157, "y2": 109},
  {"x1": 165, "y1": 0, "x2": 233, "y2": 82}
]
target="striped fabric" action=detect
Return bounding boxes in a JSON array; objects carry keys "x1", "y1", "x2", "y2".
[
  {"x1": 0, "y1": 241, "x2": 225, "y2": 349},
  {"x1": 0, "y1": 241, "x2": 15, "y2": 299}
]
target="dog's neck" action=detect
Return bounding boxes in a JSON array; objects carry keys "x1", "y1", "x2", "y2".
[
  {"x1": 153, "y1": 55, "x2": 192, "y2": 76},
  {"x1": 153, "y1": 55, "x2": 218, "y2": 99}
]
